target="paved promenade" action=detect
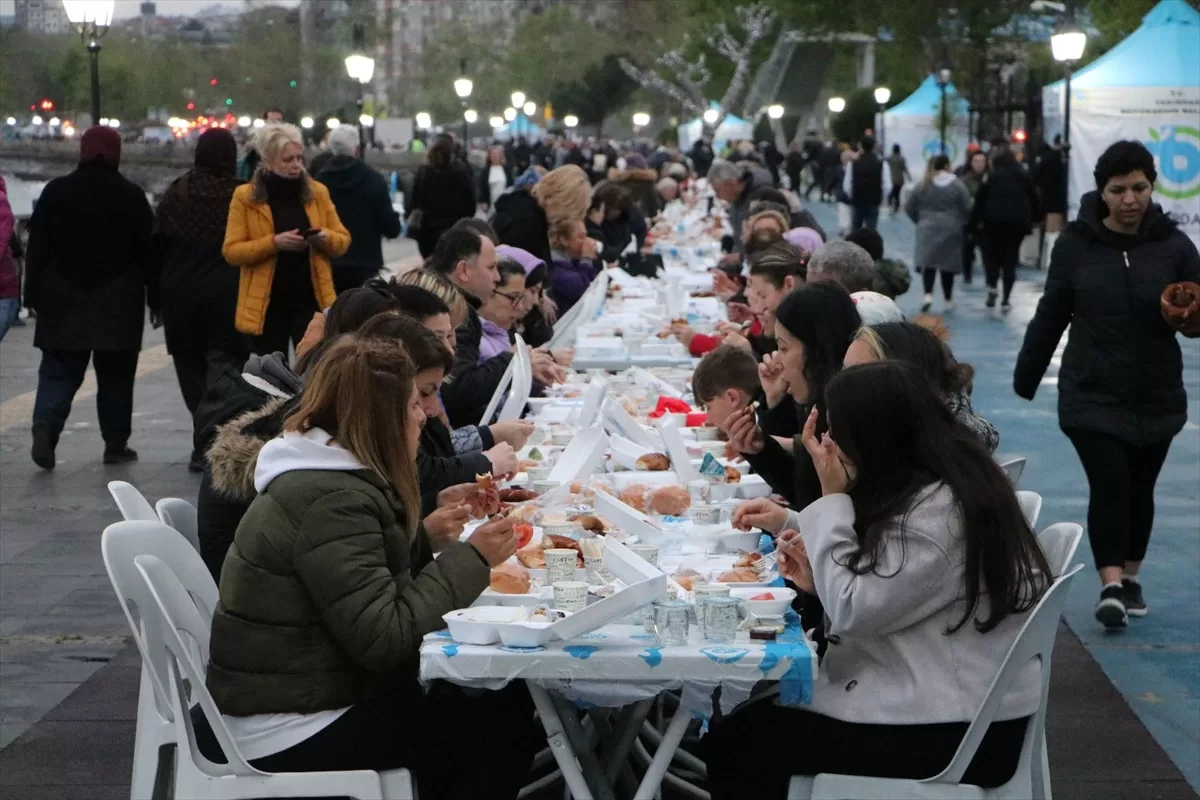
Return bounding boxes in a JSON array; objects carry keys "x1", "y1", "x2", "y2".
[{"x1": 0, "y1": 218, "x2": 1196, "y2": 798}]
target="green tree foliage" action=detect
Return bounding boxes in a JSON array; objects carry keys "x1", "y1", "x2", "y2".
[
  {"x1": 549, "y1": 55, "x2": 639, "y2": 133},
  {"x1": 830, "y1": 87, "x2": 879, "y2": 144}
]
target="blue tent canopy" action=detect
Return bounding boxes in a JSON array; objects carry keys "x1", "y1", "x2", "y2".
[
  {"x1": 1046, "y1": 0, "x2": 1200, "y2": 90},
  {"x1": 886, "y1": 74, "x2": 971, "y2": 117}
]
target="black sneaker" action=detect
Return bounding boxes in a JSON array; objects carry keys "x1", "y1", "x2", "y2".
[
  {"x1": 1122, "y1": 579, "x2": 1148, "y2": 617},
  {"x1": 1001, "y1": 300, "x2": 1013, "y2": 313},
  {"x1": 1095, "y1": 585, "x2": 1128, "y2": 630},
  {"x1": 986, "y1": 288, "x2": 998, "y2": 308},
  {"x1": 31, "y1": 421, "x2": 57, "y2": 471},
  {"x1": 103, "y1": 446, "x2": 139, "y2": 465}
]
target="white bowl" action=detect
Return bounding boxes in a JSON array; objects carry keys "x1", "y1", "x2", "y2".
[
  {"x1": 495, "y1": 621, "x2": 555, "y2": 648},
  {"x1": 708, "y1": 483, "x2": 738, "y2": 503},
  {"x1": 717, "y1": 530, "x2": 761, "y2": 553},
  {"x1": 550, "y1": 432, "x2": 574, "y2": 447},
  {"x1": 688, "y1": 505, "x2": 722, "y2": 526},
  {"x1": 541, "y1": 522, "x2": 579, "y2": 537},
  {"x1": 693, "y1": 426, "x2": 721, "y2": 441},
  {"x1": 729, "y1": 587, "x2": 796, "y2": 618},
  {"x1": 736, "y1": 475, "x2": 772, "y2": 499},
  {"x1": 442, "y1": 606, "x2": 526, "y2": 645}
]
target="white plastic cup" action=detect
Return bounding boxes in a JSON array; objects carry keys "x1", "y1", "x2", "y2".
[
  {"x1": 629, "y1": 543, "x2": 659, "y2": 566},
  {"x1": 545, "y1": 549, "x2": 578, "y2": 586},
  {"x1": 553, "y1": 581, "x2": 589, "y2": 613}
]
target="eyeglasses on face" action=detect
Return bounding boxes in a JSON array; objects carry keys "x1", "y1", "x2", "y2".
[{"x1": 494, "y1": 288, "x2": 524, "y2": 306}]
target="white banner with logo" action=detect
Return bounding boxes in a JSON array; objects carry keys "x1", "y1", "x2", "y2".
[
  {"x1": 1044, "y1": 85, "x2": 1200, "y2": 248},
  {"x1": 877, "y1": 111, "x2": 972, "y2": 183}
]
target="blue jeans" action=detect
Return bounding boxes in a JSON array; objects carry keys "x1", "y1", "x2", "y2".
[
  {"x1": 0, "y1": 298, "x2": 18, "y2": 342},
  {"x1": 852, "y1": 204, "x2": 880, "y2": 231}
]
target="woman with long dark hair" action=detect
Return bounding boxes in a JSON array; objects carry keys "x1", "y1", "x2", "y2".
[
  {"x1": 708, "y1": 362, "x2": 1050, "y2": 798},
  {"x1": 408, "y1": 133, "x2": 477, "y2": 258},
  {"x1": 971, "y1": 150, "x2": 1039, "y2": 311},
  {"x1": 1015, "y1": 139, "x2": 1200, "y2": 630}
]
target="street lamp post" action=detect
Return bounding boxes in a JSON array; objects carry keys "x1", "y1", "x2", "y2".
[
  {"x1": 873, "y1": 86, "x2": 891, "y2": 150},
  {"x1": 632, "y1": 112, "x2": 650, "y2": 135},
  {"x1": 827, "y1": 96, "x2": 845, "y2": 135},
  {"x1": 345, "y1": 24, "x2": 375, "y2": 153},
  {"x1": 935, "y1": 64, "x2": 952, "y2": 156},
  {"x1": 1052, "y1": 19, "x2": 1087, "y2": 204},
  {"x1": 454, "y1": 60, "x2": 473, "y2": 145},
  {"x1": 62, "y1": 1, "x2": 114, "y2": 126},
  {"x1": 563, "y1": 114, "x2": 578, "y2": 141}
]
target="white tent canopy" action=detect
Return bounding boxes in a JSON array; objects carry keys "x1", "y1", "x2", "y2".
[
  {"x1": 677, "y1": 103, "x2": 754, "y2": 153},
  {"x1": 1042, "y1": 0, "x2": 1200, "y2": 243},
  {"x1": 876, "y1": 74, "x2": 972, "y2": 179}
]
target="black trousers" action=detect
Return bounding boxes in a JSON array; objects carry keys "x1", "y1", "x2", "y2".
[
  {"x1": 888, "y1": 182, "x2": 904, "y2": 213},
  {"x1": 981, "y1": 223, "x2": 1026, "y2": 302},
  {"x1": 922, "y1": 268, "x2": 956, "y2": 300},
  {"x1": 1065, "y1": 429, "x2": 1173, "y2": 570},
  {"x1": 194, "y1": 682, "x2": 539, "y2": 799},
  {"x1": 962, "y1": 230, "x2": 977, "y2": 282},
  {"x1": 253, "y1": 295, "x2": 318, "y2": 356},
  {"x1": 333, "y1": 265, "x2": 382, "y2": 295},
  {"x1": 33, "y1": 349, "x2": 138, "y2": 447},
  {"x1": 704, "y1": 699, "x2": 1029, "y2": 799}
]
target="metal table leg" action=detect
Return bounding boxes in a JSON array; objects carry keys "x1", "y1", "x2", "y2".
[
  {"x1": 634, "y1": 705, "x2": 693, "y2": 800},
  {"x1": 528, "y1": 684, "x2": 596, "y2": 800},
  {"x1": 550, "y1": 693, "x2": 618, "y2": 800}
]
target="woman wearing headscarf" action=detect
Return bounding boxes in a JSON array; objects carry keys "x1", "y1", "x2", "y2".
[
  {"x1": 154, "y1": 128, "x2": 248, "y2": 471},
  {"x1": 25, "y1": 126, "x2": 154, "y2": 470}
]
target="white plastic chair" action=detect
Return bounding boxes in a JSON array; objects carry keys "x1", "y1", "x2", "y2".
[
  {"x1": 1017, "y1": 491, "x2": 1043, "y2": 530},
  {"x1": 156, "y1": 497, "x2": 200, "y2": 553},
  {"x1": 108, "y1": 480, "x2": 158, "y2": 522},
  {"x1": 787, "y1": 564, "x2": 1083, "y2": 800},
  {"x1": 999, "y1": 458, "x2": 1027, "y2": 487},
  {"x1": 134, "y1": 554, "x2": 415, "y2": 799},
  {"x1": 101, "y1": 520, "x2": 219, "y2": 800},
  {"x1": 1038, "y1": 523, "x2": 1084, "y2": 576}
]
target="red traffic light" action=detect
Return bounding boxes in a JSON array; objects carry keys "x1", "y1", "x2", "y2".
[
  {"x1": 187, "y1": 102, "x2": 196, "y2": 110},
  {"x1": 210, "y1": 78, "x2": 218, "y2": 86}
]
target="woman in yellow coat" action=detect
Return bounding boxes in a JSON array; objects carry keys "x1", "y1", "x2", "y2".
[{"x1": 223, "y1": 123, "x2": 350, "y2": 354}]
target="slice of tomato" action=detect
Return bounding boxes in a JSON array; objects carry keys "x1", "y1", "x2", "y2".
[
  {"x1": 514, "y1": 522, "x2": 534, "y2": 550},
  {"x1": 749, "y1": 592, "x2": 775, "y2": 601}
]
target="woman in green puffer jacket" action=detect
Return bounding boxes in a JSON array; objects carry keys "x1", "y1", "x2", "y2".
[{"x1": 197, "y1": 333, "x2": 538, "y2": 798}]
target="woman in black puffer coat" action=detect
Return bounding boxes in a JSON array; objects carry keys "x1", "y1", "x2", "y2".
[{"x1": 1014, "y1": 140, "x2": 1200, "y2": 632}]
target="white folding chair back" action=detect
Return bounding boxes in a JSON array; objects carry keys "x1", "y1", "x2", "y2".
[
  {"x1": 156, "y1": 497, "x2": 200, "y2": 553},
  {"x1": 496, "y1": 334, "x2": 532, "y2": 423},
  {"x1": 101, "y1": 520, "x2": 218, "y2": 800},
  {"x1": 999, "y1": 458, "x2": 1027, "y2": 487},
  {"x1": 1037, "y1": 522, "x2": 1084, "y2": 576},
  {"x1": 790, "y1": 565, "x2": 1083, "y2": 800},
  {"x1": 108, "y1": 480, "x2": 158, "y2": 522},
  {"x1": 134, "y1": 554, "x2": 414, "y2": 799},
  {"x1": 1017, "y1": 491, "x2": 1043, "y2": 530},
  {"x1": 478, "y1": 357, "x2": 517, "y2": 427}
]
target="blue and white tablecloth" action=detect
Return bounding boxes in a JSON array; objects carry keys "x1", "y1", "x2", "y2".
[{"x1": 419, "y1": 616, "x2": 815, "y2": 719}]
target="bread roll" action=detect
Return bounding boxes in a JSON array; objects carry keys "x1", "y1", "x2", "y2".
[
  {"x1": 724, "y1": 466, "x2": 742, "y2": 484},
  {"x1": 490, "y1": 564, "x2": 532, "y2": 594},
  {"x1": 649, "y1": 485, "x2": 691, "y2": 516},
  {"x1": 635, "y1": 453, "x2": 671, "y2": 471}
]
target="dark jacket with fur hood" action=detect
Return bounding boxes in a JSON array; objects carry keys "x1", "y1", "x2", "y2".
[
  {"x1": 611, "y1": 168, "x2": 662, "y2": 219},
  {"x1": 194, "y1": 362, "x2": 297, "y2": 580}
]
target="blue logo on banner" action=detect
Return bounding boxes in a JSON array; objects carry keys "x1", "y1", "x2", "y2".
[
  {"x1": 441, "y1": 644, "x2": 460, "y2": 657},
  {"x1": 564, "y1": 645, "x2": 601, "y2": 660},
  {"x1": 700, "y1": 647, "x2": 750, "y2": 664},
  {"x1": 640, "y1": 647, "x2": 663, "y2": 667}
]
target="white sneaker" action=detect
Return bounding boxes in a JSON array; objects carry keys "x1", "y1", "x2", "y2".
[
  {"x1": 921, "y1": 293, "x2": 932, "y2": 313},
  {"x1": 944, "y1": 299, "x2": 955, "y2": 312}
]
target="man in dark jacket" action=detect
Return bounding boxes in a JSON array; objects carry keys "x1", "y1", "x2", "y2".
[
  {"x1": 842, "y1": 135, "x2": 890, "y2": 231},
  {"x1": 316, "y1": 126, "x2": 402, "y2": 293},
  {"x1": 426, "y1": 228, "x2": 509, "y2": 428},
  {"x1": 25, "y1": 126, "x2": 154, "y2": 469}
]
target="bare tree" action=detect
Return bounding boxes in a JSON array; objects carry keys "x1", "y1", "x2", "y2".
[{"x1": 619, "y1": 3, "x2": 777, "y2": 138}]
